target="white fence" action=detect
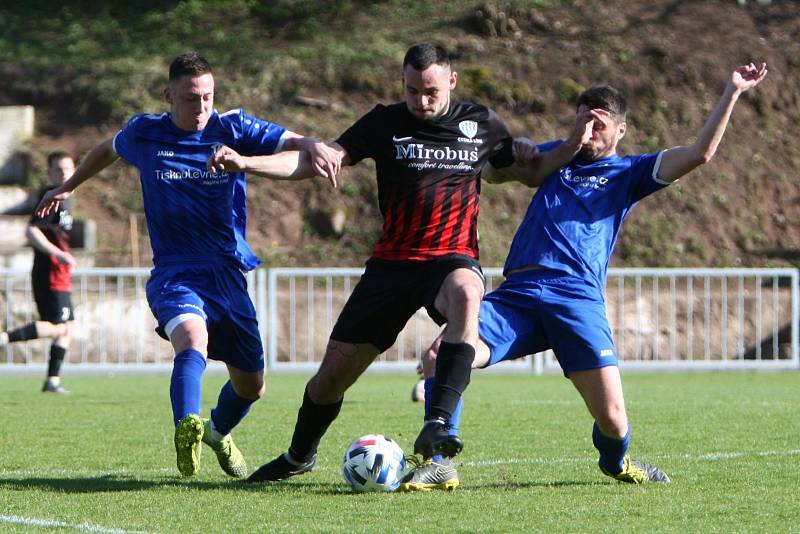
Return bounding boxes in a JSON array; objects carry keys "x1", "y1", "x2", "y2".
[{"x1": 0, "y1": 267, "x2": 797, "y2": 373}]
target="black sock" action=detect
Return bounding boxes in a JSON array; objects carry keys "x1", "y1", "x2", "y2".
[
  {"x1": 427, "y1": 341, "x2": 475, "y2": 422},
  {"x1": 8, "y1": 323, "x2": 38, "y2": 343},
  {"x1": 288, "y1": 387, "x2": 343, "y2": 463},
  {"x1": 47, "y1": 344, "x2": 67, "y2": 377}
]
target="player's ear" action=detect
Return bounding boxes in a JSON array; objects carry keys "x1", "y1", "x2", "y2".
[
  {"x1": 164, "y1": 86, "x2": 173, "y2": 104},
  {"x1": 617, "y1": 121, "x2": 627, "y2": 140},
  {"x1": 449, "y1": 70, "x2": 458, "y2": 90}
]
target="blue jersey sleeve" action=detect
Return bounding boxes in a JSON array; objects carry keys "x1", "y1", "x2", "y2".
[
  {"x1": 627, "y1": 151, "x2": 669, "y2": 203},
  {"x1": 224, "y1": 109, "x2": 288, "y2": 156},
  {"x1": 112, "y1": 114, "x2": 147, "y2": 167}
]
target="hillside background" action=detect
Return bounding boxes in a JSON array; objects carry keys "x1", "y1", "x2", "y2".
[{"x1": 1, "y1": 0, "x2": 797, "y2": 268}]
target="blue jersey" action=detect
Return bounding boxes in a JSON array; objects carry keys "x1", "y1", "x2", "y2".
[
  {"x1": 112, "y1": 109, "x2": 287, "y2": 271},
  {"x1": 504, "y1": 141, "x2": 669, "y2": 290}
]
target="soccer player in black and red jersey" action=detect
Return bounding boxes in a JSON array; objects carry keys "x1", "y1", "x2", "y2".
[
  {"x1": 208, "y1": 43, "x2": 569, "y2": 484},
  {"x1": 0, "y1": 151, "x2": 78, "y2": 394}
]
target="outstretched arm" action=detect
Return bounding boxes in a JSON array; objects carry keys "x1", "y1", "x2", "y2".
[
  {"x1": 207, "y1": 143, "x2": 347, "y2": 187},
  {"x1": 658, "y1": 63, "x2": 768, "y2": 183},
  {"x1": 36, "y1": 138, "x2": 119, "y2": 217},
  {"x1": 281, "y1": 132, "x2": 343, "y2": 182},
  {"x1": 483, "y1": 107, "x2": 603, "y2": 187}
]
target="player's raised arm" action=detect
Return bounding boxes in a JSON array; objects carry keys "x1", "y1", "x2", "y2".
[
  {"x1": 36, "y1": 138, "x2": 119, "y2": 218},
  {"x1": 658, "y1": 62, "x2": 768, "y2": 183},
  {"x1": 483, "y1": 107, "x2": 601, "y2": 188},
  {"x1": 207, "y1": 144, "x2": 345, "y2": 187}
]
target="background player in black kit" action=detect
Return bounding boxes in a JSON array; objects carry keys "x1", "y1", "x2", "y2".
[
  {"x1": 0, "y1": 151, "x2": 78, "y2": 394},
  {"x1": 238, "y1": 43, "x2": 563, "y2": 485}
]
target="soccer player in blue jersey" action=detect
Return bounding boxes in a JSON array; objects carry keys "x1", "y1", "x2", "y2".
[
  {"x1": 402, "y1": 62, "x2": 768, "y2": 490},
  {"x1": 36, "y1": 52, "x2": 341, "y2": 478}
]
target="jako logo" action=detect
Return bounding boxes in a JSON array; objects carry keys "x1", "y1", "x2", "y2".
[
  {"x1": 157, "y1": 150, "x2": 174, "y2": 157},
  {"x1": 458, "y1": 120, "x2": 477, "y2": 139}
]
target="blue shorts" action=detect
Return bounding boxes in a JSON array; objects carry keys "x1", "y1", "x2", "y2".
[
  {"x1": 146, "y1": 261, "x2": 264, "y2": 372},
  {"x1": 479, "y1": 270, "x2": 617, "y2": 376}
]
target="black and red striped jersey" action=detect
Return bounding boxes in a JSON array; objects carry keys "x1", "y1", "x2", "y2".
[
  {"x1": 336, "y1": 101, "x2": 513, "y2": 261},
  {"x1": 30, "y1": 186, "x2": 73, "y2": 291}
]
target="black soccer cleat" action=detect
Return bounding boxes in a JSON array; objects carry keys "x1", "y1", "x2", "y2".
[
  {"x1": 245, "y1": 452, "x2": 316, "y2": 483},
  {"x1": 413, "y1": 418, "x2": 464, "y2": 459}
]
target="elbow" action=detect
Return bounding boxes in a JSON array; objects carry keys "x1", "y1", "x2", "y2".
[{"x1": 699, "y1": 150, "x2": 715, "y2": 165}]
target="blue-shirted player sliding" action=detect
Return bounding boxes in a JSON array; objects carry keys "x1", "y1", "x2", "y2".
[
  {"x1": 36, "y1": 52, "x2": 342, "y2": 478},
  {"x1": 403, "y1": 62, "x2": 767, "y2": 491}
]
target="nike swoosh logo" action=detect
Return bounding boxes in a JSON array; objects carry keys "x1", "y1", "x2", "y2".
[{"x1": 392, "y1": 136, "x2": 413, "y2": 142}]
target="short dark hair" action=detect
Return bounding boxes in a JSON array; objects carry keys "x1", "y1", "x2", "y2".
[
  {"x1": 403, "y1": 43, "x2": 450, "y2": 71},
  {"x1": 47, "y1": 150, "x2": 72, "y2": 168},
  {"x1": 169, "y1": 52, "x2": 213, "y2": 82},
  {"x1": 577, "y1": 85, "x2": 627, "y2": 121}
]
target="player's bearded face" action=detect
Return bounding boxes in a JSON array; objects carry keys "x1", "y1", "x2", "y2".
[
  {"x1": 403, "y1": 64, "x2": 457, "y2": 121},
  {"x1": 579, "y1": 106, "x2": 626, "y2": 160},
  {"x1": 166, "y1": 73, "x2": 215, "y2": 131}
]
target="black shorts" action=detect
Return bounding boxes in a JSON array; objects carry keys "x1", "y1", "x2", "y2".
[
  {"x1": 33, "y1": 284, "x2": 74, "y2": 324},
  {"x1": 330, "y1": 254, "x2": 484, "y2": 352}
]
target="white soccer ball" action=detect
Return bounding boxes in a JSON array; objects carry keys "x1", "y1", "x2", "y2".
[
  {"x1": 411, "y1": 378, "x2": 425, "y2": 403},
  {"x1": 342, "y1": 434, "x2": 407, "y2": 492}
]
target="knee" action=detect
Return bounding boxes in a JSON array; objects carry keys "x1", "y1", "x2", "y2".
[
  {"x1": 170, "y1": 321, "x2": 208, "y2": 354},
  {"x1": 235, "y1": 378, "x2": 265, "y2": 400},
  {"x1": 452, "y1": 281, "x2": 484, "y2": 307}
]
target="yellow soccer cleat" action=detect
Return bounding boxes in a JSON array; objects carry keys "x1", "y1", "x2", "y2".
[
  {"x1": 398, "y1": 456, "x2": 460, "y2": 492},
  {"x1": 202, "y1": 418, "x2": 248, "y2": 478},
  {"x1": 174, "y1": 414, "x2": 204, "y2": 477},
  {"x1": 601, "y1": 455, "x2": 671, "y2": 484}
]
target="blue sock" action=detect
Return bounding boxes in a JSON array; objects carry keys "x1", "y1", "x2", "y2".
[
  {"x1": 170, "y1": 349, "x2": 206, "y2": 427},
  {"x1": 424, "y1": 377, "x2": 464, "y2": 462},
  {"x1": 592, "y1": 421, "x2": 630, "y2": 474},
  {"x1": 210, "y1": 380, "x2": 256, "y2": 436}
]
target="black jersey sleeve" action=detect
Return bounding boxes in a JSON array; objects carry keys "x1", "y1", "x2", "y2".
[
  {"x1": 335, "y1": 105, "x2": 385, "y2": 165},
  {"x1": 485, "y1": 109, "x2": 514, "y2": 169}
]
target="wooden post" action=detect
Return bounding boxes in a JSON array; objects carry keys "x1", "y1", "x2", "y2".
[{"x1": 129, "y1": 213, "x2": 139, "y2": 268}]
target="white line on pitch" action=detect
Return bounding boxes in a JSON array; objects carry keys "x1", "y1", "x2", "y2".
[
  {"x1": 0, "y1": 515, "x2": 149, "y2": 534},
  {"x1": 462, "y1": 448, "x2": 800, "y2": 468},
  {"x1": 2, "y1": 449, "x2": 799, "y2": 478}
]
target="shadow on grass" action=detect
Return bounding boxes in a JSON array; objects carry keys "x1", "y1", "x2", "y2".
[
  {"x1": 1, "y1": 475, "x2": 609, "y2": 495},
  {"x1": 0, "y1": 475, "x2": 251, "y2": 493},
  {"x1": 238, "y1": 479, "x2": 609, "y2": 495}
]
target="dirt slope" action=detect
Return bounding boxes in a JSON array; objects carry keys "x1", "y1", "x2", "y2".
[{"x1": 13, "y1": 0, "x2": 800, "y2": 268}]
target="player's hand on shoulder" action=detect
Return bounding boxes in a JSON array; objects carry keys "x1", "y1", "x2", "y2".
[
  {"x1": 207, "y1": 144, "x2": 245, "y2": 173},
  {"x1": 512, "y1": 137, "x2": 540, "y2": 164},
  {"x1": 35, "y1": 188, "x2": 71, "y2": 218},
  {"x1": 308, "y1": 141, "x2": 343, "y2": 188},
  {"x1": 731, "y1": 62, "x2": 767, "y2": 93}
]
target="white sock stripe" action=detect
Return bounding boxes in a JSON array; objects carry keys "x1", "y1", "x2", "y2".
[{"x1": 0, "y1": 515, "x2": 149, "y2": 534}]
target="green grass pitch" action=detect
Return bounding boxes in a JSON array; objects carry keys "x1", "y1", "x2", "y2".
[{"x1": 1, "y1": 371, "x2": 797, "y2": 533}]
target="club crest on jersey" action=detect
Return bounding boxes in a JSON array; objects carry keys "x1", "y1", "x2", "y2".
[{"x1": 458, "y1": 120, "x2": 478, "y2": 139}]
